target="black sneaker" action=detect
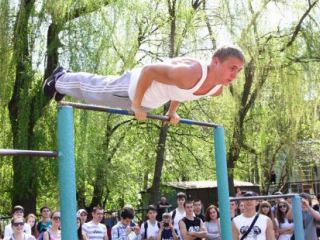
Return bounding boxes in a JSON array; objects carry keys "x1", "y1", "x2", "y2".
[{"x1": 42, "y1": 66, "x2": 66, "y2": 101}]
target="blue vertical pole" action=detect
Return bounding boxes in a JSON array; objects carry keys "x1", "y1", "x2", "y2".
[
  {"x1": 292, "y1": 195, "x2": 304, "y2": 240},
  {"x1": 214, "y1": 127, "x2": 232, "y2": 240},
  {"x1": 57, "y1": 106, "x2": 77, "y2": 239}
]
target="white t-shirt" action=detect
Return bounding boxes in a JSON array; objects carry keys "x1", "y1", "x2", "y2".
[
  {"x1": 170, "y1": 208, "x2": 186, "y2": 239},
  {"x1": 233, "y1": 214, "x2": 268, "y2": 240},
  {"x1": 4, "y1": 223, "x2": 31, "y2": 238},
  {"x1": 140, "y1": 220, "x2": 160, "y2": 239},
  {"x1": 83, "y1": 221, "x2": 107, "y2": 239},
  {"x1": 275, "y1": 218, "x2": 294, "y2": 240},
  {"x1": 4, "y1": 232, "x2": 35, "y2": 240}
]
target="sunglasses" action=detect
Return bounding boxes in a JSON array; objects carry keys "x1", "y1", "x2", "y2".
[
  {"x1": 52, "y1": 216, "x2": 61, "y2": 221},
  {"x1": 278, "y1": 205, "x2": 287, "y2": 209},
  {"x1": 12, "y1": 222, "x2": 24, "y2": 227}
]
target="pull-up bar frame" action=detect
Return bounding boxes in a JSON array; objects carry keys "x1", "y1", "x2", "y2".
[{"x1": 0, "y1": 149, "x2": 58, "y2": 157}]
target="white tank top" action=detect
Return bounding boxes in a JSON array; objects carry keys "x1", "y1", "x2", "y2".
[
  {"x1": 233, "y1": 214, "x2": 268, "y2": 240},
  {"x1": 128, "y1": 61, "x2": 222, "y2": 109}
]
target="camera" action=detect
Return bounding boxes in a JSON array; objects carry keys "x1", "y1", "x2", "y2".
[{"x1": 164, "y1": 222, "x2": 169, "y2": 227}]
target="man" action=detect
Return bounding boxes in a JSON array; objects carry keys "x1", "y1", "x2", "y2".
[
  {"x1": 157, "y1": 213, "x2": 178, "y2": 240},
  {"x1": 140, "y1": 205, "x2": 160, "y2": 240},
  {"x1": 179, "y1": 200, "x2": 207, "y2": 240},
  {"x1": 170, "y1": 192, "x2": 187, "y2": 238},
  {"x1": 232, "y1": 191, "x2": 275, "y2": 240},
  {"x1": 193, "y1": 200, "x2": 204, "y2": 221},
  {"x1": 300, "y1": 193, "x2": 320, "y2": 240},
  {"x1": 36, "y1": 206, "x2": 52, "y2": 234},
  {"x1": 4, "y1": 205, "x2": 31, "y2": 238},
  {"x1": 230, "y1": 201, "x2": 238, "y2": 220},
  {"x1": 112, "y1": 207, "x2": 141, "y2": 240},
  {"x1": 83, "y1": 207, "x2": 108, "y2": 240},
  {"x1": 156, "y1": 196, "x2": 171, "y2": 222},
  {"x1": 43, "y1": 45, "x2": 245, "y2": 124},
  {"x1": 314, "y1": 193, "x2": 320, "y2": 238}
]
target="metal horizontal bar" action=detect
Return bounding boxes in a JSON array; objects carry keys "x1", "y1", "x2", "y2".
[
  {"x1": 230, "y1": 194, "x2": 298, "y2": 202},
  {"x1": 0, "y1": 149, "x2": 58, "y2": 157},
  {"x1": 59, "y1": 101, "x2": 220, "y2": 128}
]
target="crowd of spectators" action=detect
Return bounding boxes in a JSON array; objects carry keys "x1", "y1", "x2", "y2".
[{"x1": 0, "y1": 192, "x2": 320, "y2": 240}]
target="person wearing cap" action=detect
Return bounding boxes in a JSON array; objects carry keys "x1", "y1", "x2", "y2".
[
  {"x1": 157, "y1": 213, "x2": 178, "y2": 240},
  {"x1": 4, "y1": 205, "x2": 31, "y2": 238},
  {"x1": 232, "y1": 191, "x2": 275, "y2": 240},
  {"x1": 170, "y1": 192, "x2": 186, "y2": 239},
  {"x1": 4, "y1": 216, "x2": 35, "y2": 240},
  {"x1": 77, "y1": 209, "x2": 88, "y2": 224}
]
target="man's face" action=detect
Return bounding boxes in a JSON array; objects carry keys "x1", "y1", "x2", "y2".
[
  {"x1": 147, "y1": 210, "x2": 157, "y2": 221},
  {"x1": 229, "y1": 201, "x2": 237, "y2": 212},
  {"x1": 243, "y1": 199, "x2": 258, "y2": 211},
  {"x1": 93, "y1": 209, "x2": 104, "y2": 222},
  {"x1": 193, "y1": 201, "x2": 202, "y2": 214},
  {"x1": 122, "y1": 218, "x2": 132, "y2": 226},
  {"x1": 160, "y1": 197, "x2": 166, "y2": 203},
  {"x1": 41, "y1": 208, "x2": 51, "y2": 218},
  {"x1": 185, "y1": 203, "x2": 194, "y2": 215},
  {"x1": 214, "y1": 57, "x2": 244, "y2": 86}
]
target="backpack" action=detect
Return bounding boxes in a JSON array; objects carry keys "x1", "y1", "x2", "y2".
[
  {"x1": 171, "y1": 209, "x2": 176, "y2": 225},
  {"x1": 143, "y1": 221, "x2": 160, "y2": 239}
]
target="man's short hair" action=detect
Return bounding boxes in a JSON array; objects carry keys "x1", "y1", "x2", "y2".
[
  {"x1": 92, "y1": 207, "x2": 103, "y2": 213},
  {"x1": 184, "y1": 200, "x2": 194, "y2": 207},
  {"x1": 120, "y1": 207, "x2": 134, "y2": 219},
  {"x1": 193, "y1": 199, "x2": 202, "y2": 204},
  {"x1": 176, "y1": 192, "x2": 187, "y2": 200},
  {"x1": 213, "y1": 45, "x2": 245, "y2": 63},
  {"x1": 40, "y1": 206, "x2": 50, "y2": 213},
  {"x1": 147, "y1": 205, "x2": 157, "y2": 213},
  {"x1": 12, "y1": 205, "x2": 24, "y2": 214}
]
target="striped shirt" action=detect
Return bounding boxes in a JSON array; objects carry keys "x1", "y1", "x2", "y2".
[{"x1": 82, "y1": 221, "x2": 107, "y2": 240}]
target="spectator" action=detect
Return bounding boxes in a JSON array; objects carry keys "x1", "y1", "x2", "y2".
[
  {"x1": 300, "y1": 193, "x2": 320, "y2": 240},
  {"x1": 156, "y1": 197, "x2": 171, "y2": 222},
  {"x1": 258, "y1": 201, "x2": 278, "y2": 238},
  {"x1": 111, "y1": 207, "x2": 141, "y2": 240},
  {"x1": 204, "y1": 205, "x2": 220, "y2": 240},
  {"x1": 4, "y1": 217, "x2": 35, "y2": 240},
  {"x1": 83, "y1": 207, "x2": 108, "y2": 240},
  {"x1": 274, "y1": 200, "x2": 293, "y2": 240},
  {"x1": 179, "y1": 200, "x2": 207, "y2": 240},
  {"x1": 26, "y1": 213, "x2": 38, "y2": 237},
  {"x1": 140, "y1": 205, "x2": 159, "y2": 240},
  {"x1": 238, "y1": 201, "x2": 245, "y2": 215},
  {"x1": 313, "y1": 193, "x2": 320, "y2": 238},
  {"x1": 4, "y1": 205, "x2": 31, "y2": 238},
  {"x1": 232, "y1": 191, "x2": 275, "y2": 240},
  {"x1": 157, "y1": 213, "x2": 178, "y2": 240},
  {"x1": 41, "y1": 211, "x2": 61, "y2": 240},
  {"x1": 229, "y1": 201, "x2": 238, "y2": 220},
  {"x1": 77, "y1": 216, "x2": 88, "y2": 240},
  {"x1": 170, "y1": 192, "x2": 186, "y2": 239},
  {"x1": 193, "y1": 200, "x2": 205, "y2": 222},
  {"x1": 77, "y1": 209, "x2": 88, "y2": 224},
  {"x1": 37, "y1": 206, "x2": 52, "y2": 234}
]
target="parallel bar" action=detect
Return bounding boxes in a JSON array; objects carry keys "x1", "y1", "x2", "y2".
[
  {"x1": 60, "y1": 101, "x2": 220, "y2": 128},
  {"x1": 230, "y1": 194, "x2": 297, "y2": 201},
  {"x1": 292, "y1": 195, "x2": 304, "y2": 240},
  {"x1": 57, "y1": 106, "x2": 77, "y2": 239},
  {"x1": 214, "y1": 127, "x2": 232, "y2": 240},
  {"x1": 0, "y1": 149, "x2": 57, "y2": 157}
]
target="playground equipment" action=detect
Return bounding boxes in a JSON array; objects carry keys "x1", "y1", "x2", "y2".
[{"x1": 0, "y1": 101, "x2": 305, "y2": 239}]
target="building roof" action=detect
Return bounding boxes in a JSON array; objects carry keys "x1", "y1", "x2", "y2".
[{"x1": 164, "y1": 180, "x2": 259, "y2": 189}]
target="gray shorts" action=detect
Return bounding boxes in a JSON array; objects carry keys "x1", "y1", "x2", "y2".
[{"x1": 56, "y1": 71, "x2": 135, "y2": 110}]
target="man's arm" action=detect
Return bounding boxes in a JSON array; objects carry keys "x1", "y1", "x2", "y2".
[
  {"x1": 231, "y1": 221, "x2": 239, "y2": 240},
  {"x1": 189, "y1": 220, "x2": 207, "y2": 238},
  {"x1": 166, "y1": 101, "x2": 181, "y2": 125},
  {"x1": 266, "y1": 218, "x2": 276, "y2": 240},
  {"x1": 179, "y1": 220, "x2": 193, "y2": 240},
  {"x1": 302, "y1": 198, "x2": 320, "y2": 221}
]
